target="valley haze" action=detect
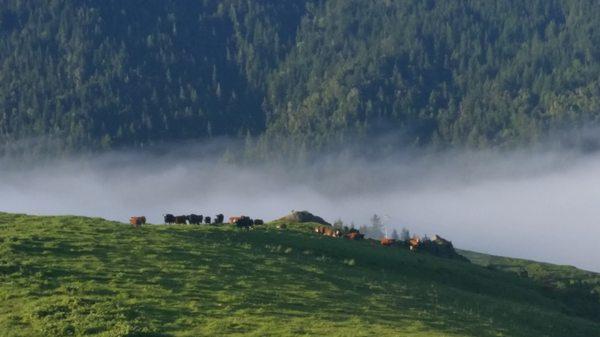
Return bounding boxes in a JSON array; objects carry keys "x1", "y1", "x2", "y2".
[{"x1": 1, "y1": 145, "x2": 599, "y2": 273}]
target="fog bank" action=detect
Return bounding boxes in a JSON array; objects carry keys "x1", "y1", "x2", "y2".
[{"x1": 1, "y1": 147, "x2": 599, "y2": 272}]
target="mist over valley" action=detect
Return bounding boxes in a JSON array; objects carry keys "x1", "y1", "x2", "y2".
[{"x1": 2, "y1": 143, "x2": 599, "y2": 272}]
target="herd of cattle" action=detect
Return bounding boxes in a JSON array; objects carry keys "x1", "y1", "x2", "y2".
[
  {"x1": 129, "y1": 214, "x2": 263, "y2": 228},
  {"x1": 129, "y1": 214, "x2": 459, "y2": 258},
  {"x1": 313, "y1": 224, "x2": 458, "y2": 256}
]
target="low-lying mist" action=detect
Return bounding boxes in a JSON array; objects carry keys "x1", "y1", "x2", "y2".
[{"x1": 1, "y1": 143, "x2": 599, "y2": 272}]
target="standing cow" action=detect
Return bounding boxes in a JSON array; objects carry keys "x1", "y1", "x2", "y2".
[
  {"x1": 315, "y1": 226, "x2": 342, "y2": 238},
  {"x1": 175, "y1": 215, "x2": 188, "y2": 224},
  {"x1": 130, "y1": 216, "x2": 146, "y2": 228},
  {"x1": 235, "y1": 216, "x2": 253, "y2": 229},
  {"x1": 204, "y1": 216, "x2": 211, "y2": 224},
  {"x1": 188, "y1": 214, "x2": 203, "y2": 225},
  {"x1": 164, "y1": 214, "x2": 175, "y2": 225},
  {"x1": 214, "y1": 214, "x2": 224, "y2": 224}
]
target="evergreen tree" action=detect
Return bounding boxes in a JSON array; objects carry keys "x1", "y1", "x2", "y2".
[{"x1": 400, "y1": 228, "x2": 411, "y2": 242}]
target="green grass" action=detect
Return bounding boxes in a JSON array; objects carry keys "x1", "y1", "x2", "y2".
[
  {"x1": 458, "y1": 249, "x2": 600, "y2": 292},
  {"x1": 0, "y1": 212, "x2": 599, "y2": 337},
  {"x1": 458, "y1": 249, "x2": 600, "y2": 321}
]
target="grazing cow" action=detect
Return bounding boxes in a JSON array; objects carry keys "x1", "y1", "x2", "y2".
[
  {"x1": 204, "y1": 216, "x2": 211, "y2": 224},
  {"x1": 345, "y1": 232, "x2": 364, "y2": 240},
  {"x1": 234, "y1": 216, "x2": 253, "y2": 229},
  {"x1": 253, "y1": 219, "x2": 264, "y2": 225},
  {"x1": 229, "y1": 216, "x2": 242, "y2": 224},
  {"x1": 314, "y1": 226, "x2": 342, "y2": 238},
  {"x1": 188, "y1": 214, "x2": 203, "y2": 225},
  {"x1": 130, "y1": 216, "x2": 146, "y2": 228},
  {"x1": 380, "y1": 238, "x2": 396, "y2": 247},
  {"x1": 164, "y1": 214, "x2": 175, "y2": 225},
  {"x1": 175, "y1": 215, "x2": 188, "y2": 225},
  {"x1": 409, "y1": 237, "x2": 422, "y2": 251},
  {"x1": 214, "y1": 214, "x2": 224, "y2": 224}
]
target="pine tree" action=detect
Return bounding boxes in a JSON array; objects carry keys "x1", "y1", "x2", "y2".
[{"x1": 400, "y1": 228, "x2": 411, "y2": 241}]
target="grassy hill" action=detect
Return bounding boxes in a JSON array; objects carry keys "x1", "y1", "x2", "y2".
[
  {"x1": 0, "y1": 212, "x2": 599, "y2": 337},
  {"x1": 458, "y1": 249, "x2": 600, "y2": 320}
]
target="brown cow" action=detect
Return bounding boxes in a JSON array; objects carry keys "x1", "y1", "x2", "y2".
[
  {"x1": 380, "y1": 238, "x2": 396, "y2": 247},
  {"x1": 229, "y1": 216, "x2": 242, "y2": 224},
  {"x1": 409, "y1": 237, "x2": 422, "y2": 251},
  {"x1": 345, "y1": 232, "x2": 364, "y2": 240},
  {"x1": 130, "y1": 216, "x2": 146, "y2": 228},
  {"x1": 314, "y1": 226, "x2": 342, "y2": 238}
]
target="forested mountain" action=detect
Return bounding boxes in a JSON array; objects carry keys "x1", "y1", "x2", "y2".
[
  {"x1": 0, "y1": 0, "x2": 306, "y2": 152},
  {"x1": 1, "y1": 0, "x2": 600, "y2": 154}
]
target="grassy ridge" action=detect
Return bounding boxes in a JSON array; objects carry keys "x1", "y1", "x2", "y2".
[
  {"x1": 0, "y1": 213, "x2": 599, "y2": 336},
  {"x1": 459, "y1": 249, "x2": 600, "y2": 321}
]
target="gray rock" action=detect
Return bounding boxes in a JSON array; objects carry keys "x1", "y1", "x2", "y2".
[{"x1": 279, "y1": 210, "x2": 331, "y2": 226}]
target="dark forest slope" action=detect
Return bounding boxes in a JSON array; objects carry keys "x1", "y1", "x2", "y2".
[{"x1": 2, "y1": 1, "x2": 600, "y2": 154}]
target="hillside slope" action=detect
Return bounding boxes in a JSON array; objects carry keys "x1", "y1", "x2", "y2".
[
  {"x1": 459, "y1": 249, "x2": 600, "y2": 320},
  {"x1": 0, "y1": 213, "x2": 599, "y2": 336}
]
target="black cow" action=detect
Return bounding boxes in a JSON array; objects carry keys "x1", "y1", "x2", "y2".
[
  {"x1": 204, "y1": 216, "x2": 211, "y2": 224},
  {"x1": 164, "y1": 214, "x2": 175, "y2": 225},
  {"x1": 188, "y1": 214, "x2": 203, "y2": 225},
  {"x1": 175, "y1": 215, "x2": 188, "y2": 224},
  {"x1": 253, "y1": 219, "x2": 264, "y2": 225},
  {"x1": 235, "y1": 216, "x2": 253, "y2": 229},
  {"x1": 214, "y1": 214, "x2": 224, "y2": 224}
]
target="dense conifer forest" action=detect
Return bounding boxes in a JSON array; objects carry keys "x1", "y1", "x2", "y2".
[{"x1": 1, "y1": 0, "x2": 600, "y2": 154}]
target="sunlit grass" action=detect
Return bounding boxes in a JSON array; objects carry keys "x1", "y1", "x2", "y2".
[{"x1": 0, "y1": 212, "x2": 598, "y2": 336}]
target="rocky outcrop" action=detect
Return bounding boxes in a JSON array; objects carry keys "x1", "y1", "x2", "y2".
[{"x1": 279, "y1": 210, "x2": 331, "y2": 226}]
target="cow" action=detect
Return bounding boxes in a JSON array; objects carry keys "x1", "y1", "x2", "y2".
[
  {"x1": 175, "y1": 215, "x2": 188, "y2": 225},
  {"x1": 214, "y1": 214, "x2": 224, "y2": 224},
  {"x1": 345, "y1": 232, "x2": 364, "y2": 240},
  {"x1": 314, "y1": 226, "x2": 342, "y2": 238},
  {"x1": 204, "y1": 216, "x2": 211, "y2": 224},
  {"x1": 130, "y1": 216, "x2": 146, "y2": 228},
  {"x1": 164, "y1": 214, "x2": 175, "y2": 225},
  {"x1": 188, "y1": 214, "x2": 203, "y2": 225},
  {"x1": 253, "y1": 219, "x2": 264, "y2": 225},
  {"x1": 409, "y1": 237, "x2": 422, "y2": 251},
  {"x1": 380, "y1": 238, "x2": 396, "y2": 247},
  {"x1": 234, "y1": 216, "x2": 253, "y2": 229},
  {"x1": 229, "y1": 216, "x2": 242, "y2": 224}
]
